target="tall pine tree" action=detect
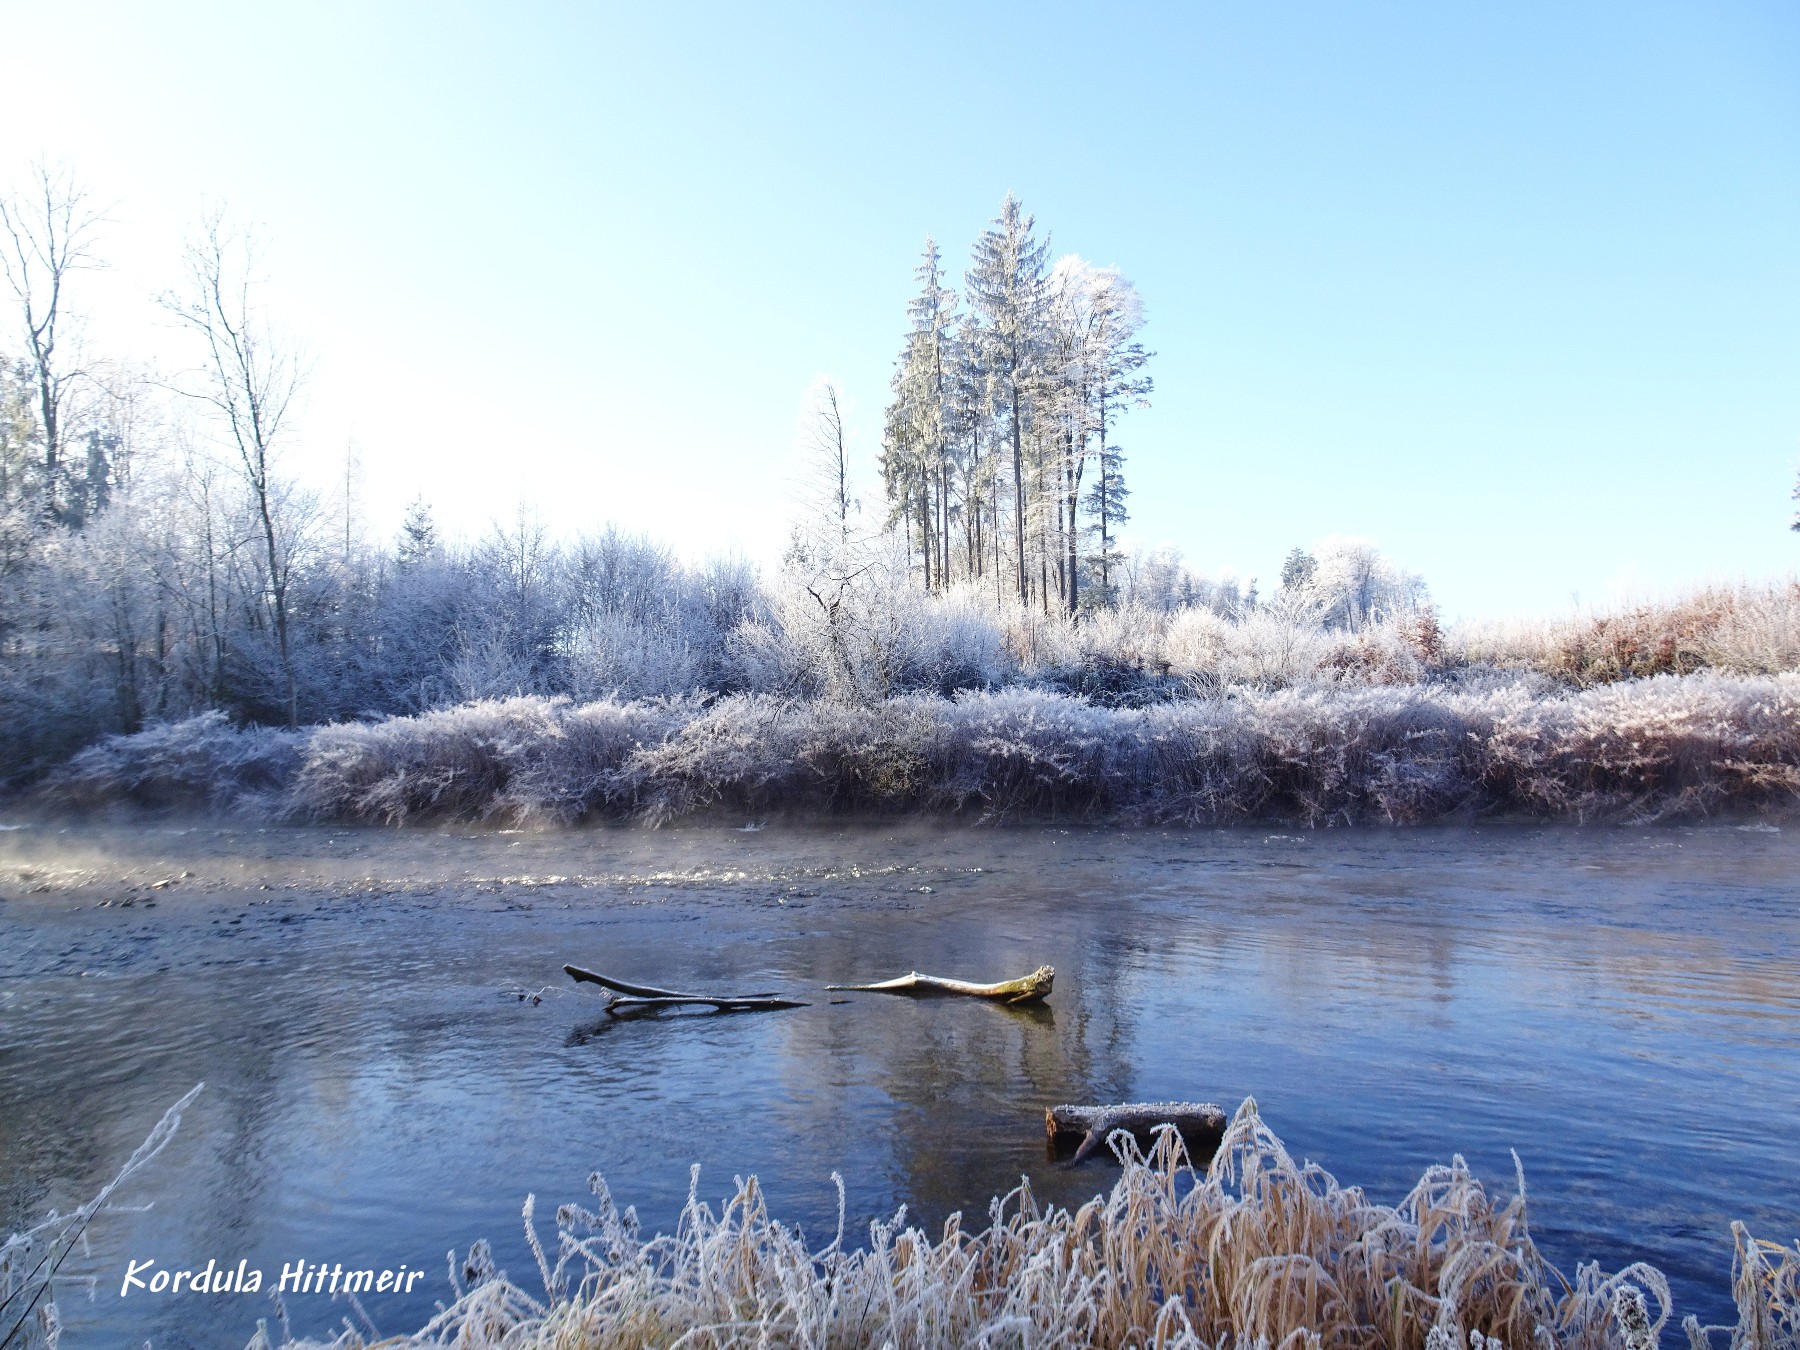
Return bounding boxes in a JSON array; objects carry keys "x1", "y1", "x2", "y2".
[{"x1": 965, "y1": 196, "x2": 1050, "y2": 605}]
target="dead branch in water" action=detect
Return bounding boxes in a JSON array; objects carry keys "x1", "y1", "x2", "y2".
[
  {"x1": 604, "y1": 994, "x2": 809, "y2": 1015},
  {"x1": 825, "y1": 964, "x2": 1054, "y2": 1005},
  {"x1": 563, "y1": 964, "x2": 807, "y2": 1015},
  {"x1": 1047, "y1": 1101, "x2": 1227, "y2": 1165}
]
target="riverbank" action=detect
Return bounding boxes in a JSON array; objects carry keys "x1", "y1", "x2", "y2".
[{"x1": 28, "y1": 671, "x2": 1800, "y2": 828}]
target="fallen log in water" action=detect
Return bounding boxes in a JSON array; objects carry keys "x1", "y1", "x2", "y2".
[
  {"x1": 824, "y1": 965, "x2": 1054, "y2": 1005},
  {"x1": 1046, "y1": 1101, "x2": 1227, "y2": 1165},
  {"x1": 563, "y1": 964, "x2": 808, "y2": 1015}
]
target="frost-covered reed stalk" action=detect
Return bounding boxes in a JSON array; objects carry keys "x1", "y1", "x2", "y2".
[
  {"x1": 258, "y1": 1099, "x2": 1797, "y2": 1350},
  {"x1": 0, "y1": 1084, "x2": 204, "y2": 1350}
]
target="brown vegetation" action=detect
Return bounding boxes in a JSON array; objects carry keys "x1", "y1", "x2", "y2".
[{"x1": 255, "y1": 1100, "x2": 1798, "y2": 1350}]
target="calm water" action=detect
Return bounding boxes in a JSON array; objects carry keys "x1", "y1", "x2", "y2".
[{"x1": 1, "y1": 820, "x2": 1797, "y2": 1347}]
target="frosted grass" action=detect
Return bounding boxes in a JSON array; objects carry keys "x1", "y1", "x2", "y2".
[
  {"x1": 253, "y1": 1100, "x2": 1798, "y2": 1350},
  {"x1": 37, "y1": 671, "x2": 1800, "y2": 826}
]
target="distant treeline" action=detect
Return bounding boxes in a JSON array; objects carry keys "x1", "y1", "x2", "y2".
[{"x1": 6, "y1": 167, "x2": 1800, "y2": 814}]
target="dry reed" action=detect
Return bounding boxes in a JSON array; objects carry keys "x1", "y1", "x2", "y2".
[
  {"x1": 257, "y1": 1100, "x2": 1798, "y2": 1350},
  {"x1": 0, "y1": 1084, "x2": 205, "y2": 1350}
]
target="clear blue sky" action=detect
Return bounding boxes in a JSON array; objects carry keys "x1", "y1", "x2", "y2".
[{"x1": 5, "y1": 0, "x2": 1798, "y2": 618}]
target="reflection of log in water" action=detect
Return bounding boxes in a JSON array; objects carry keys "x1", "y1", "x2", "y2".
[
  {"x1": 1046, "y1": 1101, "x2": 1227, "y2": 1165},
  {"x1": 563, "y1": 964, "x2": 808, "y2": 1015},
  {"x1": 826, "y1": 965, "x2": 1054, "y2": 1005}
]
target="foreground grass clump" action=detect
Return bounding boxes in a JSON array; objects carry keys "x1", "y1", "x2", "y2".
[
  {"x1": 37, "y1": 671, "x2": 1800, "y2": 826},
  {"x1": 254, "y1": 1100, "x2": 1796, "y2": 1350}
]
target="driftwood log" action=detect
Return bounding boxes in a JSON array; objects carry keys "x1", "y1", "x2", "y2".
[
  {"x1": 563, "y1": 964, "x2": 808, "y2": 1015},
  {"x1": 1046, "y1": 1101, "x2": 1227, "y2": 1165},
  {"x1": 825, "y1": 965, "x2": 1054, "y2": 1006}
]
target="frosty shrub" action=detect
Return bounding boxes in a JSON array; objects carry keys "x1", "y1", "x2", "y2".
[
  {"x1": 36, "y1": 711, "x2": 305, "y2": 814},
  {"x1": 925, "y1": 688, "x2": 1142, "y2": 813},
  {"x1": 560, "y1": 535, "x2": 766, "y2": 701},
  {"x1": 259, "y1": 672, "x2": 1800, "y2": 827},
  {"x1": 765, "y1": 547, "x2": 1017, "y2": 702},
  {"x1": 1137, "y1": 683, "x2": 1482, "y2": 825},
  {"x1": 1480, "y1": 671, "x2": 1800, "y2": 821},
  {"x1": 288, "y1": 697, "x2": 692, "y2": 826},
  {"x1": 255, "y1": 1098, "x2": 1800, "y2": 1350}
]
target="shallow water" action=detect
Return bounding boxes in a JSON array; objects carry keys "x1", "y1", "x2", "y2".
[{"x1": 1, "y1": 820, "x2": 1797, "y2": 1347}]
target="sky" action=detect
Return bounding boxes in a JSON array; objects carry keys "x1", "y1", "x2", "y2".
[{"x1": 3, "y1": 0, "x2": 1798, "y2": 620}]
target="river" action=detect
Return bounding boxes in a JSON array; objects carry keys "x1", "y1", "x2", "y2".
[{"x1": 1, "y1": 820, "x2": 1796, "y2": 1346}]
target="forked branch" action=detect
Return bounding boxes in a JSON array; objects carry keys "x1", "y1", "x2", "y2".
[{"x1": 562, "y1": 964, "x2": 806, "y2": 1016}]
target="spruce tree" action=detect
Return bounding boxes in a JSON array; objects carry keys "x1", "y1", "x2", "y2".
[{"x1": 965, "y1": 196, "x2": 1050, "y2": 604}]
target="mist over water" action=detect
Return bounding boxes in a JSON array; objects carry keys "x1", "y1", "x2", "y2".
[{"x1": 2, "y1": 821, "x2": 1796, "y2": 1346}]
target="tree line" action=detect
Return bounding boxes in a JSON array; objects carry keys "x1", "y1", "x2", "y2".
[
  {"x1": 881, "y1": 196, "x2": 1151, "y2": 614},
  {"x1": 0, "y1": 167, "x2": 1437, "y2": 784},
  {"x1": 0, "y1": 166, "x2": 777, "y2": 780}
]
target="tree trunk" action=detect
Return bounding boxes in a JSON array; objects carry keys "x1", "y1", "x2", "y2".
[{"x1": 1010, "y1": 380, "x2": 1027, "y2": 604}]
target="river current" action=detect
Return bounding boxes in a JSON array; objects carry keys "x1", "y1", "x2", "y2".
[{"x1": 1, "y1": 820, "x2": 1796, "y2": 1346}]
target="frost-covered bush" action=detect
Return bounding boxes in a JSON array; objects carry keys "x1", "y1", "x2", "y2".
[
  {"x1": 1139, "y1": 685, "x2": 1481, "y2": 825},
  {"x1": 33, "y1": 672, "x2": 1800, "y2": 826},
  {"x1": 290, "y1": 697, "x2": 689, "y2": 825},
  {"x1": 561, "y1": 536, "x2": 767, "y2": 700},
  {"x1": 761, "y1": 553, "x2": 1018, "y2": 703},
  {"x1": 622, "y1": 696, "x2": 916, "y2": 822},
  {"x1": 1482, "y1": 671, "x2": 1800, "y2": 820},
  {"x1": 926, "y1": 688, "x2": 1144, "y2": 813},
  {"x1": 37, "y1": 711, "x2": 305, "y2": 813},
  {"x1": 880, "y1": 584, "x2": 1014, "y2": 694}
]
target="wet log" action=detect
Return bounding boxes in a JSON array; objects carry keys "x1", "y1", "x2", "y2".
[
  {"x1": 563, "y1": 964, "x2": 806, "y2": 1015},
  {"x1": 824, "y1": 965, "x2": 1054, "y2": 1006},
  {"x1": 1046, "y1": 1101, "x2": 1227, "y2": 1165},
  {"x1": 603, "y1": 994, "x2": 808, "y2": 1015}
]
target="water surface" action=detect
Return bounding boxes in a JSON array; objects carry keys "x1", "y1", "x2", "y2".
[{"x1": 1, "y1": 820, "x2": 1797, "y2": 1346}]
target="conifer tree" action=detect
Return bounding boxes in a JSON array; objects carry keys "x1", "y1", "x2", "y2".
[
  {"x1": 881, "y1": 199, "x2": 1149, "y2": 610},
  {"x1": 965, "y1": 195, "x2": 1050, "y2": 605},
  {"x1": 882, "y1": 239, "x2": 958, "y2": 590},
  {"x1": 1081, "y1": 267, "x2": 1150, "y2": 607}
]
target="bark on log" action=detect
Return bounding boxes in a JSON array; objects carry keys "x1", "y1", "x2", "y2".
[
  {"x1": 1045, "y1": 1102, "x2": 1227, "y2": 1165},
  {"x1": 824, "y1": 965, "x2": 1054, "y2": 1005},
  {"x1": 563, "y1": 965, "x2": 805, "y2": 1016}
]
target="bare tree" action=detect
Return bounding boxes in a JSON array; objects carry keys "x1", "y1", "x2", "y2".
[
  {"x1": 0, "y1": 162, "x2": 104, "y2": 524},
  {"x1": 786, "y1": 377, "x2": 879, "y2": 700},
  {"x1": 805, "y1": 377, "x2": 856, "y2": 537},
  {"x1": 162, "y1": 211, "x2": 307, "y2": 726}
]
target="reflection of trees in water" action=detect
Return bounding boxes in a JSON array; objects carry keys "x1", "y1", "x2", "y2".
[{"x1": 740, "y1": 884, "x2": 1163, "y2": 1228}]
